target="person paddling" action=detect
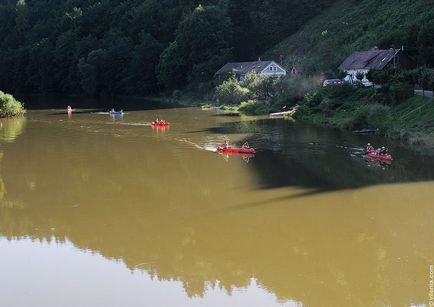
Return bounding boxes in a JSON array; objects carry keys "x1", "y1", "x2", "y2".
[{"x1": 366, "y1": 143, "x2": 374, "y2": 153}]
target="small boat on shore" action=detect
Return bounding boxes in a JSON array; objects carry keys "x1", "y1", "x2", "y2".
[
  {"x1": 352, "y1": 128, "x2": 378, "y2": 134},
  {"x1": 269, "y1": 110, "x2": 292, "y2": 118}
]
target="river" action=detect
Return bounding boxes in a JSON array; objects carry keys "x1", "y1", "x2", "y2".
[{"x1": 0, "y1": 104, "x2": 433, "y2": 307}]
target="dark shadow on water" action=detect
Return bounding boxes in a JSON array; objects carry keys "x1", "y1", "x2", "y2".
[
  {"x1": 228, "y1": 189, "x2": 328, "y2": 212},
  {"x1": 201, "y1": 118, "x2": 434, "y2": 195},
  {"x1": 211, "y1": 113, "x2": 240, "y2": 117}
]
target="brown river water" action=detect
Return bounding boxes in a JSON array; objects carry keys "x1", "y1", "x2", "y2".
[{"x1": 0, "y1": 105, "x2": 434, "y2": 307}]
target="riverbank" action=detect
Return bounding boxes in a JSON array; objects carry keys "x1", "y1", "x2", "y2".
[{"x1": 296, "y1": 86, "x2": 434, "y2": 148}]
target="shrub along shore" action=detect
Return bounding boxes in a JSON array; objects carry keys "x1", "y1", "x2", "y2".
[
  {"x1": 0, "y1": 91, "x2": 25, "y2": 118},
  {"x1": 184, "y1": 67, "x2": 434, "y2": 148},
  {"x1": 296, "y1": 68, "x2": 434, "y2": 148},
  {"x1": 297, "y1": 86, "x2": 434, "y2": 148}
]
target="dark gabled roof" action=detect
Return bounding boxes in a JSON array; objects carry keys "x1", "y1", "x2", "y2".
[
  {"x1": 215, "y1": 61, "x2": 274, "y2": 75},
  {"x1": 338, "y1": 49, "x2": 401, "y2": 70}
]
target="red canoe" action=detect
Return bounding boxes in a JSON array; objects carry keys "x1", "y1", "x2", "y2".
[
  {"x1": 152, "y1": 122, "x2": 170, "y2": 127},
  {"x1": 217, "y1": 146, "x2": 255, "y2": 154},
  {"x1": 368, "y1": 153, "x2": 393, "y2": 161}
]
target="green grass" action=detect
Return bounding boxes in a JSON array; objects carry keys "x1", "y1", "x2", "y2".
[
  {"x1": 386, "y1": 96, "x2": 434, "y2": 146},
  {"x1": 297, "y1": 88, "x2": 434, "y2": 147},
  {"x1": 264, "y1": 0, "x2": 433, "y2": 74},
  {"x1": 389, "y1": 96, "x2": 434, "y2": 133}
]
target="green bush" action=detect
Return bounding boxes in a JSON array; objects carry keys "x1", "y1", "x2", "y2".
[
  {"x1": 239, "y1": 100, "x2": 259, "y2": 115},
  {"x1": 254, "y1": 104, "x2": 273, "y2": 115},
  {"x1": 0, "y1": 91, "x2": 25, "y2": 117},
  {"x1": 238, "y1": 100, "x2": 275, "y2": 115},
  {"x1": 367, "y1": 70, "x2": 388, "y2": 85},
  {"x1": 243, "y1": 72, "x2": 274, "y2": 100},
  {"x1": 388, "y1": 82, "x2": 414, "y2": 105},
  {"x1": 215, "y1": 77, "x2": 250, "y2": 104},
  {"x1": 324, "y1": 83, "x2": 354, "y2": 98},
  {"x1": 318, "y1": 98, "x2": 333, "y2": 116},
  {"x1": 304, "y1": 89, "x2": 323, "y2": 107}
]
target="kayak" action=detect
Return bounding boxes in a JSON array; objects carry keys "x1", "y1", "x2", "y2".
[
  {"x1": 217, "y1": 146, "x2": 255, "y2": 154},
  {"x1": 368, "y1": 153, "x2": 393, "y2": 161},
  {"x1": 109, "y1": 111, "x2": 123, "y2": 115},
  {"x1": 152, "y1": 122, "x2": 170, "y2": 127}
]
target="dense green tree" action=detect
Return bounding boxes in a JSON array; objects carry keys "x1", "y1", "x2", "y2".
[
  {"x1": 8, "y1": 0, "x2": 432, "y2": 99},
  {"x1": 126, "y1": 32, "x2": 162, "y2": 94},
  {"x1": 79, "y1": 36, "x2": 133, "y2": 97},
  {"x1": 158, "y1": 5, "x2": 233, "y2": 89},
  {"x1": 157, "y1": 42, "x2": 185, "y2": 90},
  {"x1": 417, "y1": 19, "x2": 434, "y2": 66}
]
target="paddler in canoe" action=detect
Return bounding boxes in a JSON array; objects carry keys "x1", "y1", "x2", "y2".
[
  {"x1": 366, "y1": 143, "x2": 389, "y2": 155},
  {"x1": 366, "y1": 143, "x2": 374, "y2": 153}
]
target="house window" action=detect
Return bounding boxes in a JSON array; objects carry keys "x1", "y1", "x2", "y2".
[{"x1": 270, "y1": 66, "x2": 273, "y2": 71}]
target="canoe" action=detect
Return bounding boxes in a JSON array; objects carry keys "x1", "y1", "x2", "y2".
[
  {"x1": 109, "y1": 111, "x2": 123, "y2": 115},
  {"x1": 368, "y1": 153, "x2": 393, "y2": 161},
  {"x1": 352, "y1": 129, "x2": 377, "y2": 134},
  {"x1": 269, "y1": 110, "x2": 293, "y2": 117},
  {"x1": 217, "y1": 146, "x2": 255, "y2": 154},
  {"x1": 152, "y1": 122, "x2": 170, "y2": 127}
]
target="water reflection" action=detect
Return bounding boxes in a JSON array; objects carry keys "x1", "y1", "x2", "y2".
[
  {"x1": 0, "y1": 238, "x2": 302, "y2": 307},
  {"x1": 218, "y1": 152, "x2": 255, "y2": 163},
  {"x1": 0, "y1": 116, "x2": 26, "y2": 143},
  {"x1": 0, "y1": 109, "x2": 433, "y2": 306}
]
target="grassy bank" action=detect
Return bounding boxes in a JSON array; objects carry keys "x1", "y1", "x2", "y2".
[
  {"x1": 296, "y1": 85, "x2": 434, "y2": 147},
  {"x1": 386, "y1": 96, "x2": 434, "y2": 146},
  {"x1": 0, "y1": 91, "x2": 25, "y2": 117},
  {"x1": 265, "y1": 0, "x2": 433, "y2": 75}
]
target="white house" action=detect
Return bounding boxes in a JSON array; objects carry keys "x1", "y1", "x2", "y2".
[
  {"x1": 215, "y1": 60, "x2": 286, "y2": 82},
  {"x1": 338, "y1": 48, "x2": 415, "y2": 86}
]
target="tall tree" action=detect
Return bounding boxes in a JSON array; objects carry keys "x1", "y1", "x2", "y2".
[{"x1": 158, "y1": 4, "x2": 233, "y2": 89}]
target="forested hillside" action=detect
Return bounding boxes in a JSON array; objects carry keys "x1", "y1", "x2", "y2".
[
  {"x1": 0, "y1": 0, "x2": 333, "y2": 97},
  {"x1": 265, "y1": 0, "x2": 434, "y2": 76}
]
